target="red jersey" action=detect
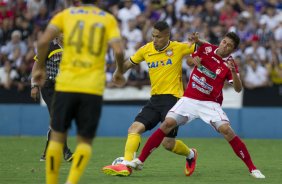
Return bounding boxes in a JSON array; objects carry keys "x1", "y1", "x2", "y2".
[{"x1": 184, "y1": 43, "x2": 239, "y2": 105}]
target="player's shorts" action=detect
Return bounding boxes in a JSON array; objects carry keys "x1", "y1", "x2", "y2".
[
  {"x1": 135, "y1": 94, "x2": 179, "y2": 138},
  {"x1": 166, "y1": 97, "x2": 230, "y2": 131},
  {"x1": 51, "y1": 91, "x2": 102, "y2": 139},
  {"x1": 41, "y1": 80, "x2": 55, "y2": 113}
]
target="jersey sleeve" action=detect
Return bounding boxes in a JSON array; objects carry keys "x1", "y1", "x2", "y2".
[
  {"x1": 129, "y1": 45, "x2": 146, "y2": 64},
  {"x1": 192, "y1": 43, "x2": 208, "y2": 57},
  {"x1": 49, "y1": 10, "x2": 65, "y2": 32},
  {"x1": 181, "y1": 42, "x2": 196, "y2": 55}
]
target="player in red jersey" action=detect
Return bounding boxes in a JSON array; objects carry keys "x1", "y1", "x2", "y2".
[{"x1": 128, "y1": 32, "x2": 265, "y2": 179}]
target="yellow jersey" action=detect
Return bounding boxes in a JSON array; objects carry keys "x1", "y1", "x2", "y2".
[
  {"x1": 49, "y1": 5, "x2": 121, "y2": 95},
  {"x1": 130, "y1": 41, "x2": 195, "y2": 98}
]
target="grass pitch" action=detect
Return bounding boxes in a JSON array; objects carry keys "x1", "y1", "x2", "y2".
[{"x1": 0, "y1": 137, "x2": 281, "y2": 184}]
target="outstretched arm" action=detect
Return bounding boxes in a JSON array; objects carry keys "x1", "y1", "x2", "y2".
[
  {"x1": 188, "y1": 32, "x2": 208, "y2": 47},
  {"x1": 227, "y1": 60, "x2": 242, "y2": 92}
]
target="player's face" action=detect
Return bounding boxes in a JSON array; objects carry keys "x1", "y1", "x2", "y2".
[
  {"x1": 151, "y1": 28, "x2": 170, "y2": 51},
  {"x1": 218, "y1": 37, "x2": 235, "y2": 57}
]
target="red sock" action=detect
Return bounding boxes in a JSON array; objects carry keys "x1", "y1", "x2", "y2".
[
  {"x1": 229, "y1": 136, "x2": 256, "y2": 172},
  {"x1": 139, "y1": 128, "x2": 166, "y2": 162}
]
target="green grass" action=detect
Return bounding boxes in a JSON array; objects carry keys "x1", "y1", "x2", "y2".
[{"x1": 0, "y1": 137, "x2": 281, "y2": 184}]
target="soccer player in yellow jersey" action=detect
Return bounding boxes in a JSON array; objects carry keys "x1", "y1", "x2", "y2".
[
  {"x1": 32, "y1": 0, "x2": 125, "y2": 184},
  {"x1": 103, "y1": 21, "x2": 197, "y2": 176}
]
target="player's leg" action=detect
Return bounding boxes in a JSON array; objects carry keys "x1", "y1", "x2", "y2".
[
  {"x1": 132, "y1": 97, "x2": 196, "y2": 172},
  {"x1": 66, "y1": 93, "x2": 102, "y2": 184},
  {"x1": 66, "y1": 136, "x2": 92, "y2": 184},
  {"x1": 40, "y1": 127, "x2": 51, "y2": 161},
  {"x1": 124, "y1": 121, "x2": 144, "y2": 161},
  {"x1": 161, "y1": 137, "x2": 197, "y2": 176},
  {"x1": 46, "y1": 92, "x2": 75, "y2": 184},
  {"x1": 102, "y1": 99, "x2": 160, "y2": 176},
  {"x1": 159, "y1": 95, "x2": 194, "y2": 159},
  {"x1": 200, "y1": 101, "x2": 265, "y2": 179},
  {"x1": 218, "y1": 123, "x2": 265, "y2": 178},
  {"x1": 137, "y1": 117, "x2": 178, "y2": 163},
  {"x1": 42, "y1": 82, "x2": 73, "y2": 162},
  {"x1": 46, "y1": 131, "x2": 66, "y2": 184}
]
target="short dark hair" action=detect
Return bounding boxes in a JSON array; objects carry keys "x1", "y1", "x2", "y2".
[
  {"x1": 153, "y1": 21, "x2": 170, "y2": 32},
  {"x1": 225, "y1": 32, "x2": 240, "y2": 49}
]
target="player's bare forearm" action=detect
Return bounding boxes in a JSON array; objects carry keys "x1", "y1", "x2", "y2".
[
  {"x1": 121, "y1": 59, "x2": 134, "y2": 74},
  {"x1": 114, "y1": 52, "x2": 125, "y2": 73},
  {"x1": 196, "y1": 38, "x2": 208, "y2": 47},
  {"x1": 111, "y1": 39, "x2": 125, "y2": 73},
  {"x1": 231, "y1": 72, "x2": 242, "y2": 92}
]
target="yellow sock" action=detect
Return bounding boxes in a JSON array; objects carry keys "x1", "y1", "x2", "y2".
[
  {"x1": 172, "y1": 140, "x2": 190, "y2": 157},
  {"x1": 124, "y1": 133, "x2": 141, "y2": 161},
  {"x1": 66, "y1": 143, "x2": 92, "y2": 184},
  {"x1": 46, "y1": 141, "x2": 64, "y2": 184}
]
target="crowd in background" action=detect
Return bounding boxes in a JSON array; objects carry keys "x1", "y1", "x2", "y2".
[{"x1": 0, "y1": 0, "x2": 282, "y2": 94}]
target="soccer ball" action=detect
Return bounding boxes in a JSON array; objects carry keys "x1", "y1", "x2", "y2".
[{"x1": 111, "y1": 157, "x2": 124, "y2": 165}]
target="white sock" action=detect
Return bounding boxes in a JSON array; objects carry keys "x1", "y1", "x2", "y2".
[{"x1": 187, "y1": 149, "x2": 195, "y2": 159}]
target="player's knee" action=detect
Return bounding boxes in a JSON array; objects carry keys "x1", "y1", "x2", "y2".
[
  {"x1": 161, "y1": 138, "x2": 175, "y2": 151},
  {"x1": 160, "y1": 118, "x2": 177, "y2": 134},
  {"x1": 128, "y1": 122, "x2": 145, "y2": 134},
  {"x1": 218, "y1": 124, "x2": 235, "y2": 139}
]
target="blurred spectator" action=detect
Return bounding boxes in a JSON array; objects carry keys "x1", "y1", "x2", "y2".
[
  {"x1": 118, "y1": 0, "x2": 141, "y2": 31},
  {"x1": 219, "y1": 2, "x2": 239, "y2": 29},
  {"x1": 244, "y1": 35, "x2": 266, "y2": 63},
  {"x1": 200, "y1": 1, "x2": 219, "y2": 27},
  {"x1": 26, "y1": 0, "x2": 45, "y2": 18},
  {"x1": 122, "y1": 18, "x2": 143, "y2": 52},
  {"x1": 33, "y1": 5, "x2": 50, "y2": 29},
  {"x1": 0, "y1": 18, "x2": 14, "y2": 45},
  {"x1": 0, "y1": 1, "x2": 14, "y2": 22},
  {"x1": 243, "y1": 56, "x2": 270, "y2": 89},
  {"x1": 267, "y1": 58, "x2": 282, "y2": 86},
  {"x1": 15, "y1": 61, "x2": 31, "y2": 91},
  {"x1": 0, "y1": 60, "x2": 18, "y2": 90},
  {"x1": 10, "y1": 0, "x2": 27, "y2": 18},
  {"x1": 1, "y1": 30, "x2": 27, "y2": 58},
  {"x1": 7, "y1": 45, "x2": 23, "y2": 68}
]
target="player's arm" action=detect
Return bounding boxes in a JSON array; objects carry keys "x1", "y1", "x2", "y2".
[
  {"x1": 109, "y1": 39, "x2": 126, "y2": 86},
  {"x1": 227, "y1": 60, "x2": 242, "y2": 92},
  {"x1": 33, "y1": 25, "x2": 59, "y2": 86},
  {"x1": 30, "y1": 60, "x2": 40, "y2": 101},
  {"x1": 109, "y1": 39, "x2": 125, "y2": 73},
  {"x1": 188, "y1": 32, "x2": 209, "y2": 47}
]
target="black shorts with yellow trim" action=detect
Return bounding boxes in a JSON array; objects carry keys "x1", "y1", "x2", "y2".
[
  {"x1": 51, "y1": 91, "x2": 102, "y2": 139},
  {"x1": 135, "y1": 94, "x2": 179, "y2": 138}
]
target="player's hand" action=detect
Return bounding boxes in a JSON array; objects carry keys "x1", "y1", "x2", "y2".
[
  {"x1": 31, "y1": 86, "x2": 40, "y2": 101},
  {"x1": 227, "y1": 59, "x2": 236, "y2": 72},
  {"x1": 188, "y1": 32, "x2": 199, "y2": 44},
  {"x1": 33, "y1": 69, "x2": 46, "y2": 87},
  {"x1": 112, "y1": 70, "x2": 126, "y2": 87},
  {"x1": 192, "y1": 56, "x2": 202, "y2": 67}
]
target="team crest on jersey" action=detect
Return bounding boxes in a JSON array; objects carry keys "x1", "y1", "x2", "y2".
[
  {"x1": 216, "y1": 68, "x2": 221, "y2": 74},
  {"x1": 204, "y1": 46, "x2": 212, "y2": 55},
  {"x1": 200, "y1": 77, "x2": 206, "y2": 82},
  {"x1": 166, "y1": 49, "x2": 173, "y2": 57}
]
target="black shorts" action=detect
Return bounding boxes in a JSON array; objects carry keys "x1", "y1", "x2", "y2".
[
  {"x1": 41, "y1": 80, "x2": 55, "y2": 113},
  {"x1": 135, "y1": 94, "x2": 179, "y2": 138},
  {"x1": 51, "y1": 92, "x2": 102, "y2": 139}
]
